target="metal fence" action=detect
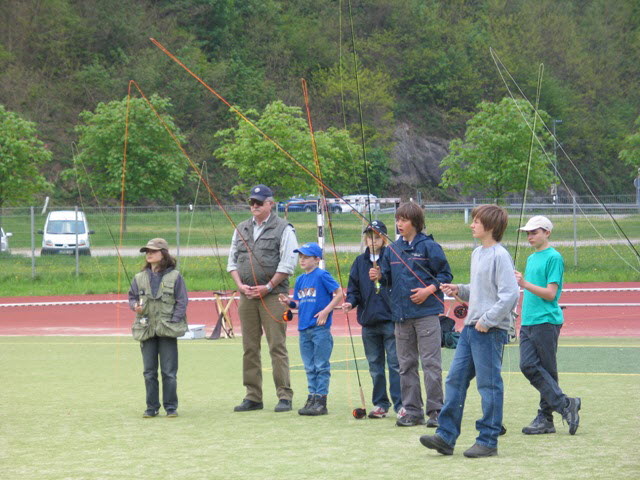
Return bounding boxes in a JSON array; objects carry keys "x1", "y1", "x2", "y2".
[{"x1": 0, "y1": 196, "x2": 638, "y2": 278}]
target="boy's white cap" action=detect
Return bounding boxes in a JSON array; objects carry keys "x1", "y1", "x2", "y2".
[{"x1": 519, "y1": 215, "x2": 553, "y2": 232}]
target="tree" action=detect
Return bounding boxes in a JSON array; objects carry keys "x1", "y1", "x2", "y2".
[
  {"x1": 619, "y1": 114, "x2": 640, "y2": 171},
  {"x1": 439, "y1": 98, "x2": 555, "y2": 202},
  {"x1": 0, "y1": 104, "x2": 53, "y2": 207},
  {"x1": 213, "y1": 100, "x2": 365, "y2": 198},
  {"x1": 70, "y1": 95, "x2": 190, "y2": 205}
]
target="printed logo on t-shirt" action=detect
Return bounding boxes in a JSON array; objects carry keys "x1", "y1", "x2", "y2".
[{"x1": 298, "y1": 287, "x2": 317, "y2": 299}]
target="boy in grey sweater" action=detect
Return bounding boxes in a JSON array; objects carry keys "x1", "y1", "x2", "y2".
[{"x1": 419, "y1": 205, "x2": 519, "y2": 458}]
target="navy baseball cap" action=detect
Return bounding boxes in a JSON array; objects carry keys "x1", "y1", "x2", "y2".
[
  {"x1": 249, "y1": 184, "x2": 273, "y2": 201},
  {"x1": 363, "y1": 220, "x2": 387, "y2": 235},
  {"x1": 294, "y1": 242, "x2": 323, "y2": 259}
]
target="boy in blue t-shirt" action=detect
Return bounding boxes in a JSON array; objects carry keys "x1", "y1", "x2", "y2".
[
  {"x1": 278, "y1": 242, "x2": 343, "y2": 416},
  {"x1": 515, "y1": 215, "x2": 581, "y2": 436}
]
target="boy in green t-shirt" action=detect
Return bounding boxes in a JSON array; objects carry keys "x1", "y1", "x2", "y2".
[{"x1": 514, "y1": 215, "x2": 581, "y2": 436}]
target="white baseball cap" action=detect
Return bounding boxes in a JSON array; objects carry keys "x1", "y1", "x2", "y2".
[{"x1": 519, "y1": 215, "x2": 553, "y2": 232}]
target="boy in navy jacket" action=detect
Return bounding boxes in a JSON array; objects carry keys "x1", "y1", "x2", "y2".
[
  {"x1": 371, "y1": 203, "x2": 453, "y2": 427},
  {"x1": 342, "y1": 220, "x2": 402, "y2": 419}
]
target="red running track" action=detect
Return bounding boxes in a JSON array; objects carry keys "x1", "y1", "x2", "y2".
[{"x1": 0, "y1": 282, "x2": 638, "y2": 337}]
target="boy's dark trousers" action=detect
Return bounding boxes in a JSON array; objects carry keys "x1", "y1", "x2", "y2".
[
  {"x1": 519, "y1": 323, "x2": 567, "y2": 418},
  {"x1": 141, "y1": 336, "x2": 178, "y2": 412}
]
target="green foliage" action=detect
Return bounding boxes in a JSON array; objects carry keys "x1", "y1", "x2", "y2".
[
  {"x1": 0, "y1": 104, "x2": 53, "y2": 207},
  {"x1": 2, "y1": 0, "x2": 640, "y2": 200},
  {"x1": 619, "y1": 115, "x2": 640, "y2": 171},
  {"x1": 70, "y1": 95, "x2": 190, "y2": 205},
  {"x1": 440, "y1": 98, "x2": 555, "y2": 201},
  {"x1": 214, "y1": 100, "x2": 365, "y2": 198}
]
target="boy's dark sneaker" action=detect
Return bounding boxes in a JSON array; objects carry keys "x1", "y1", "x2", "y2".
[
  {"x1": 298, "y1": 395, "x2": 315, "y2": 416},
  {"x1": 561, "y1": 397, "x2": 581, "y2": 435},
  {"x1": 233, "y1": 399, "x2": 264, "y2": 412},
  {"x1": 396, "y1": 414, "x2": 426, "y2": 427},
  {"x1": 274, "y1": 399, "x2": 292, "y2": 412},
  {"x1": 307, "y1": 395, "x2": 328, "y2": 416},
  {"x1": 426, "y1": 410, "x2": 439, "y2": 428},
  {"x1": 499, "y1": 424, "x2": 507, "y2": 436},
  {"x1": 463, "y1": 443, "x2": 498, "y2": 458},
  {"x1": 143, "y1": 409, "x2": 158, "y2": 418},
  {"x1": 419, "y1": 434, "x2": 454, "y2": 455},
  {"x1": 166, "y1": 410, "x2": 178, "y2": 418},
  {"x1": 522, "y1": 414, "x2": 555, "y2": 434}
]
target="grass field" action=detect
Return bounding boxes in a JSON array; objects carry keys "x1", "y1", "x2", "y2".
[
  {"x1": 1, "y1": 336, "x2": 638, "y2": 479},
  {"x1": 1, "y1": 244, "x2": 639, "y2": 296}
]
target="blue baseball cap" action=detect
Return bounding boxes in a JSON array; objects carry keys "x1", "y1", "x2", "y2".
[
  {"x1": 294, "y1": 242, "x2": 323, "y2": 259},
  {"x1": 249, "y1": 184, "x2": 273, "y2": 201},
  {"x1": 363, "y1": 220, "x2": 387, "y2": 235}
]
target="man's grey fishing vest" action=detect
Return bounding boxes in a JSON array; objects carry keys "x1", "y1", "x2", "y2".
[{"x1": 234, "y1": 214, "x2": 290, "y2": 295}]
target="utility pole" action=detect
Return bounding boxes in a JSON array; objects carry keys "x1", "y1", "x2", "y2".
[{"x1": 551, "y1": 119, "x2": 563, "y2": 204}]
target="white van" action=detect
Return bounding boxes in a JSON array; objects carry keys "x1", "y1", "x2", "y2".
[
  {"x1": 39, "y1": 211, "x2": 94, "y2": 255},
  {"x1": 1, "y1": 227, "x2": 12, "y2": 253},
  {"x1": 337, "y1": 194, "x2": 380, "y2": 214}
]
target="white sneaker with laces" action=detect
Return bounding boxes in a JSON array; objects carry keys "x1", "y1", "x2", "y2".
[
  {"x1": 368, "y1": 406, "x2": 388, "y2": 419},
  {"x1": 396, "y1": 407, "x2": 407, "y2": 419}
]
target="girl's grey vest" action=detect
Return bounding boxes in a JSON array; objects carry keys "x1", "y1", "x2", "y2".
[
  {"x1": 131, "y1": 269, "x2": 188, "y2": 341},
  {"x1": 233, "y1": 214, "x2": 290, "y2": 295}
]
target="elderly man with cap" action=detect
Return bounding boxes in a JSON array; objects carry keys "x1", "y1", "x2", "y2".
[
  {"x1": 227, "y1": 184, "x2": 298, "y2": 413},
  {"x1": 341, "y1": 220, "x2": 402, "y2": 419}
]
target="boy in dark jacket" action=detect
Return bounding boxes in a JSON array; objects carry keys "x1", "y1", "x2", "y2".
[
  {"x1": 371, "y1": 203, "x2": 453, "y2": 427},
  {"x1": 342, "y1": 220, "x2": 402, "y2": 419}
]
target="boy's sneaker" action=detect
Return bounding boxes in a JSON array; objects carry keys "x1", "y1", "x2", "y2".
[
  {"x1": 396, "y1": 414, "x2": 426, "y2": 427},
  {"x1": 143, "y1": 409, "x2": 158, "y2": 418},
  {"x1": 166, "y1": 410, "x2": 178, "y2": 418},
  {"x1": 396, "y1": 407, "x2": 407, "y2": 419},
  {"x1": 368, "y1": 406, "x2": 388, "y2": 419},
  {"x1": 419, "y1": 434, "x2": 454, "y2": 455},
  {"x1": 298, "y1": 395, "x2": 315, "y2": 416},
  {"x1": 307, "y1": 395, "x2": 328, "y2": 416},
  {"x1": 426, "y1": 410, "x2": 439, "y2": 428},
  {"x1": 463, "y1": 443, "x2": 498, "y2": 458},
  {"x1": 522, "y1": 414, "x2": 555, "y2": 434},
  {"x1": 561, "y1": 397, "x2": 581, "y2": 435}
]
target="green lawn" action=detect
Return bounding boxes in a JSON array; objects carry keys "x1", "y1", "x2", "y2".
[{"x1": 1, "y1": 336, "x2": 638, "y2": 479}]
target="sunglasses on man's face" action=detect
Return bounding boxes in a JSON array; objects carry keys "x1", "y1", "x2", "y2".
[{"x1": 249, "y1": 199, "x2": 264, "y2": 207}]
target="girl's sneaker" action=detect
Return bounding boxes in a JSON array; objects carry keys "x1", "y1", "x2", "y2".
[{"x1": 368, "y1": 406, "x2": 388, "y2": 418}]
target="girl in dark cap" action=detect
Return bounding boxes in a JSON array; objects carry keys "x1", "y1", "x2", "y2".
[{"x1": 128, "y1": 238, "x2": 189, "y2": 418}]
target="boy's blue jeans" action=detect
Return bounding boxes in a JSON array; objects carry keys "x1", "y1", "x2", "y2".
[
  {"x1": 299, "y1": 325, "x2": 333, "y2": 395},
  {"x1": 437, "y1": 326, "x2": 508, "y2": 449},
  {"x1": 362, "y1": 321, "x2": 402, "y2": 412}
]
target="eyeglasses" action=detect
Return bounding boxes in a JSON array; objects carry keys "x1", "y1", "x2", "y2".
[{"x1": 249, "y1": 199, "x2": 264, "y2": 207}]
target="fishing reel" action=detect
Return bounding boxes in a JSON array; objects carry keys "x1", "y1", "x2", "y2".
[
  {"x1": 453, "y1": 303, "x2": 468, "y2": 319},
  {"x1": 282, "y1": 300, "x2": 296, "y2": 322},
  {"x1": 352, "y1": 408, "x2": 367, "y2": 419}
]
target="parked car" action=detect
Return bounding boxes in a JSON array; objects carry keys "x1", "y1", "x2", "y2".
[
  {"x1": 0, "y1": 227, "x2": 13, "y2": 253},
  {"x1": 336, "y1": 194, "x2": 380, "y2": 213},
  {"x1": 278, "y1": 196, "x2": 342, "y2": 213},
  {"x1": 38, "y1": 211, "x2": 94, "y2": 255}
]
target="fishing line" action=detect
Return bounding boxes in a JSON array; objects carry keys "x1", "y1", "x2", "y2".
[
  {"x1": 123, "y1": 80, "x2": 286, "y2": 325},
  {"x1": 490, "y1": 48, "x2": 640, "y2": 271},
  {"x1": 302, "y1": 77, "x2": 368, "y2": 418}
]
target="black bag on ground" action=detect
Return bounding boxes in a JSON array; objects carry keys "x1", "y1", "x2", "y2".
[{"x1": 439, "y1": 314, "x2": 460, "y2": 349}]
